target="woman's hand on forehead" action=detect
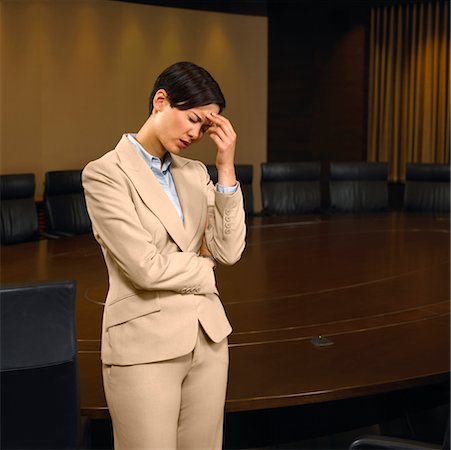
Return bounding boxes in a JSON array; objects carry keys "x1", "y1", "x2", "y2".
[{"x1": 206, "y1": 112, "x2": 237, "y2": 186}]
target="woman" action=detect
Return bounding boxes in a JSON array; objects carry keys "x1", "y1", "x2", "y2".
[{"x1": 82, "y1": 61, "x2": 246, "y2": 449}]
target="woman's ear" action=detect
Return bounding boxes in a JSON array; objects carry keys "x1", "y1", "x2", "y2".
[{"x1": 153, "y1": 89, "x2": 169, "y2": 113}]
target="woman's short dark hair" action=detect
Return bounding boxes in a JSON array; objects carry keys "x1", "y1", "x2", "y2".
[{"x1": 148, "y1": 61, "x2": 226, "y2": 115}]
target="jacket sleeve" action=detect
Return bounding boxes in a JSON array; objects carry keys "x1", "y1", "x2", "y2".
[
  {"x1": 201, "y1": 163, "x2": 246, "y2": 265},
  {"x1": 82, "y1": 159, "x2": 218, "y2": 295}
]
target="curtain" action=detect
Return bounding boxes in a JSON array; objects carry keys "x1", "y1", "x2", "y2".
[{"x1": 367, "y1": 0, "x2": 450, "y2": 182}]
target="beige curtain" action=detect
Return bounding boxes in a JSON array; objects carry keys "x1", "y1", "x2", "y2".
[{"x1": 367, "y1": 0, "x2": 450, "y2": 182}]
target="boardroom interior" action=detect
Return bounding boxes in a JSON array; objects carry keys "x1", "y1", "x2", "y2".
[{"x1": 0, "y1": 0, "x2": 450, "y2": 449}]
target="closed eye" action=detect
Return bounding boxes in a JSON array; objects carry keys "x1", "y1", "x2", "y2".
[{"x1": 189, "y1": 114, "x2": 210, "y2": 133}]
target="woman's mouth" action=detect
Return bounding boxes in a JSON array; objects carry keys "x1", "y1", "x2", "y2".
[{"x1": 179, "y1": 139, "x2": 190, "y2": 149}]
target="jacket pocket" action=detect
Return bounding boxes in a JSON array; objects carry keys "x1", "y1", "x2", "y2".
[{"x1": 105, "y1": 291, "x2": 161, "y2": 329}]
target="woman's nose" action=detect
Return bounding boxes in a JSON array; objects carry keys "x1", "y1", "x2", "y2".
[{"x1": 188, "y1": 124, "x2": 201, "y2": 140}]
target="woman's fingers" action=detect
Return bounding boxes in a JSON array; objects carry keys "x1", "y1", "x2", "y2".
[
  {"x1": 206, "y1": 112, "x2": 237, "y2": 179},
  {"x1": 208, "y1": 125, "x2": 228, "y2": 144},
  {"x1": 207, "y1": 113, "x2": 235, "y2": 136},
  {"x1": 206, "y1": 113, "x2": 236, "y2": 148}
]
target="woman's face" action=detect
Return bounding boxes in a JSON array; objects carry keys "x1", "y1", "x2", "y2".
[{"x1": 154, "y1": 97, "x2": 220, "y2": 156}]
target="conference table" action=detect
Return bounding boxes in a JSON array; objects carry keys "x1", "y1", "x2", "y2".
[{"x1": 1, "y1": 212, "x2": 449, "y2": 420}]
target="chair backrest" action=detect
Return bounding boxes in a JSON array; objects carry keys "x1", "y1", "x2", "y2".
[
  {"x1": 0, "y1": 173, "x2": 39, "y2": 245},
  {"x1": 443, "y1": 417, "x2": 450, "y2": 450},
  {"x1": 260, "y1": 162, "x2": 321, "y2": 215},
  {"x1": 329, "y1": 162, "x2": 389, "y2": 212},
  {"x1": 206, "y1": 165, "x2": 218, "y2": 184},
  {"x1": 404, "y1": 163, "x2": 450, "y2": 213},
  {"x1": 44, "y1": 170, "x2": 92, "y2": 234},
  {"x1": 236, "y1": 165, "x2": 254, "y2": 216},
  {"x1": 0, "y1": 280, "x2": 79, "y2": 449},
  {"x1": 206, "y1": 164, "x2": 254, "y2": 216}
]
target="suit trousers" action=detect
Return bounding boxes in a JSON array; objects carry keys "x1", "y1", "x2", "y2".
[{"x1": 103, "y1": 326, "x2": 229, "y2": 450}]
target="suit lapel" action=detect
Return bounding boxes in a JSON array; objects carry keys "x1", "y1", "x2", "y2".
[
  {"x1": 115, "y1": 135, "x2": 189, "y2": 251},
  {"x1": 171, "y1": 155, "x2": 205, "y2": 249}
]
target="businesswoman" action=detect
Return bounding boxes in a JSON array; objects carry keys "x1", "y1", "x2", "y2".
[{"x1": 82, "y1": 62, "x2": 246, "y2": 449}]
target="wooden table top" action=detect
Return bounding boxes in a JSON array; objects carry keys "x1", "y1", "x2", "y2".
[{"x1": 1, "y1": 212, "x2": 449, "y2": 419}]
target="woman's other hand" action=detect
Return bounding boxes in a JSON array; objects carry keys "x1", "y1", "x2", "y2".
[{"x1": 199, "y1": 235, "x2": 216, "y2": 269}]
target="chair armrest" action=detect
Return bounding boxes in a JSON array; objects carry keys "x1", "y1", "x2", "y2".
[
  {"x1": 41, "y1": 232, "x2": 63, "y2": 239},
  {"x1": 349, "y1": 435, "x2": 442, "y2": 450},
  {"x1": 44, "y1": 230, "x2": 75, "y2": 238}
]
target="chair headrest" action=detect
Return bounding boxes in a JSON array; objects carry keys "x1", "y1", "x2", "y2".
[
  {"x1": 0, "y1": 174, "x2": 35, "y2": 200},
  {"x1": 45, "y1": 170, "x2": 83, "y2": 195},
  {"x1": 406, "y1": 163, "x2": 450, "y2": 182},
  {"x1": 261, "y1": 162, "x2": 320, "y2": 182},
  {"x1": 330, "y1": 162, "x2": 388, "y2": 181}
]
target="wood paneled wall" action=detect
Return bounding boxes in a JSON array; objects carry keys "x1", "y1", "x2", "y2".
[
  {"x1": 1, "y1": 0, "x2": 267, "y2": 211},
  {"x1": 267, "y1": 0, "x2": 368, "y2": 165}
]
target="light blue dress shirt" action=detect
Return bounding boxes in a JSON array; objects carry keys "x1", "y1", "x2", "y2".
[{"x1": 127, "y1": 134, "x2": 238, "y2": 224}]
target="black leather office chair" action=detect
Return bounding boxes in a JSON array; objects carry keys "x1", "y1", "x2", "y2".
[
  {"x1": 0, "y1": 173, "x2": 40, "y2": 245},
  {"x1": 349, "y1": 418, "x2": 450, "y2": 450},
  {"x1": 44, "y1": 170, "x2": 92, "y2": 236},
  {"x1": 260, "y1": 162, "x2": 321, "y2": 215},
  {"x1": 329, "y1": 162, "x2": 389, "y2": 212},
  {"x1": 404, "y1": 163, "x2": 450, "y2": 213},
  {"x1": 206, "y1": 164, "x2": 254, "y2": 216},
  {"x1": 0, "y1": 280, "x2": 80, "y2": 449}
]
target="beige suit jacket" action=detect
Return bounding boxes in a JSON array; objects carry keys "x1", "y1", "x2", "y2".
[{"x1": 82, "y1": 135, "x2": 246, "y2": 365}]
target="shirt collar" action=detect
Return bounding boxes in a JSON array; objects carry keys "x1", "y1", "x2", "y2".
[{"x1": 127, "y1": 133, "x2": 172, "y2": 173}]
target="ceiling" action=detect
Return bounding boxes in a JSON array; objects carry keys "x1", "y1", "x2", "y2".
[{"x1": 114, "y1": 0, "x2": 268, "y2": 16}]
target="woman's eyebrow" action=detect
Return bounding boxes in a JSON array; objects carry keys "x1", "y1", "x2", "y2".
[{"x1": 193, "y1": 112, "x2": 209, "y2": 124}]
